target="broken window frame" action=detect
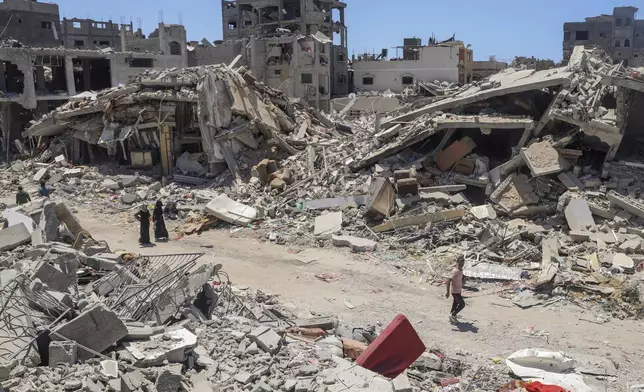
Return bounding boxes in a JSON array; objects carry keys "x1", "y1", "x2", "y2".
[
  {"x1": 41, "y1": 21, "x2": 52, "y2": 29},
  {"x1": 72, "y1": 21, "x2": 82, "y2": 28},
  {"x1": 625, "y1": 18, "x2": 632, "y2": 26},
  {"x1": 615, "y1": 40, "x2": 621, "y2": 48},
  {"x1": 130, "y1": 58, "x2": 154, "y2": 68},
  {"x1": 74, "y1": 40, "x2": 84, "y2": 48},
  {"x1": 575, "y1": 30, "x2": 589, "y2": 40},
  {"x1": 362, "y1": 75, "x2": 374, "y2": 85},
  {"x1": 169, "y1": 41, "x2": 182, "y2": 55},
  {"x1": 624, "y1": 39, "x2": 630, "y2": 48}
]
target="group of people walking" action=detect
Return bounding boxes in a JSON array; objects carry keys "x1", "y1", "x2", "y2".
[{"x1": 134, "y1": 200, "x2": 169, "y2": 245}]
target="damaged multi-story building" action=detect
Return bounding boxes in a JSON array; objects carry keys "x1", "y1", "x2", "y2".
[
  {"x1": 0, "y1": 0, "x2": 187, "y2": 156},
  {"x1": 217, "y1": 0, "x2": 348, "y2": 111},
  {"x1": 353, "y1": 37, "x2": 474, "y2": 92},
  {"x1": 563, "y1": 6, "x2": 643, "y2": 66}
]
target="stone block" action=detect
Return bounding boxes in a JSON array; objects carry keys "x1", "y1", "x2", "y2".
[
  {"x1": 470, "y1": 205, "x2": 497, "y2": 220},
  {"x1": 100, "y1": 359, "x2": 119, "y2": 378},
  {"x1": 396, "y1": 178, "x2": 419, "y2": 196},
  {"x1": 248, "y1": 325, "x2": 281, "y2": 355},
  {"x1": 49, "y1": 341, "x2": 77, "y2": 366},
  {"x1": 612, "y1": 253, "x2": 634, "y2": 269},
  {"x1": 364, "y1": 177, "x2": 395, "y2": 221},
  {"x1": 332, "y1": 235, "x2": 377, "y2": 252},
  {"x1": 54, "y1": 155, "x2": 68, "y2": 166},
  {"x1": 392, "y1": 373, "x2": 412, "y2": 392},
  {"x1": 393, "y1": 170, "x2": 412, "y2": 180},
  {"x1": 34, "y1": 168, "x2": 48, "y2": 183},
  {"x1": 314, "y1": 211, "x2": 342, "y2": 238},
  {"x1": 564, "y1": 198, "x2": 595, "y2": 231},
  {"x1": 49, "y1": 173, "x2": 63, "y2": 184},
  {"x1": 205, "y1": 194, "x2": 257, "y2": 226},
  {"x1": 33, "y1": 262, "x2": 72, "y2": 292},
  {"x1": 0, "y1": 222, "x2": 31, "y2": 251},
  {"x1": 148, "y1": 182, "x2": 163, "y2": 192},
  {"x1": 51, "y1": 304, "x2": 128, "y2": 361},
  {"x1": 102, "y1": 179, "x2": 121, "y2": 191},
  {"x1": 120, "y1": 193, "x2": 140, "y2": 205},
  {"x1": 84, "y1": 244, "x2": 110, "y2": 257},
  {"x1": 119, "y1": 175, "x2": 140, "y2": 188},
  {"x1": 121, "y1": 370, "x2": 145, "y2": 392},
  {"x1": 155, "y1": 366, "x2": 183, "y2": 392},
  {"x1": 233, "y1": 371, "x2": 254, "y2": 384}
]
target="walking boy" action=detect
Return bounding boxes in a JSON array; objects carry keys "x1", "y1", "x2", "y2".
[{"x1": 445, "y1": 257, "x2": 466, "y2": 324}]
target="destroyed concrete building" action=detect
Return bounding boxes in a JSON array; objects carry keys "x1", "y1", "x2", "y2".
[
  {"x1": 122, "y1": 22, "x2": 188, "y2": 68},
  {"x1": 219, "y1": 0, "x2": 349, "y2": 102},
  {"x1": 187, "y1": 38, "x2": 250, "y2": 67},
  {"x1": 353, "y1": 37, "x2": 474, "y2": 92},
  {"x1": 472, "y1": 56, "x2": 508, "y2": 81},
  {"x1": 564, "y1": 5, "x2": 643, "y2": 66},
  {"x1": 61, "y1": 17, "x2": 128, "y2": 50},
  {"x1": 0, "y1": 0, "x2": 61, "y2": 48}
]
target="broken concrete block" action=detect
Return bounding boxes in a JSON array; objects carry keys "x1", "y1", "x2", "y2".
[
  {"x1": 63, "y1": 168, "x2": 83, "y2": 178},
  {"x1": 396, "y1": 178, "x2": 419, "y2": 196},
  {"x1": 121, "y1": 370, "x2": 146, "y2": 392},
  {"x1": 49, "y1": 173, "x2": 63, "y2": 184},
  {"x1": 51, "y1": 304, "x2": 128, "y2": 361},
  {"x1": 53, "y1": 203, "x2": 84, "y2": 239},
  {"x1": 120, "y1": 192, "x2": 140, "y2": 205},
  {"x1": 124, "y1": 328, "x2": 197, "y2": 366},
  {"x1": 251, "y1": 161, "x2": 269, "y2": 183},
  {"x1": 205, "y1": 194, "x2": 257, "y2": 226},
  {"x1": 564, "y1": 198, "x2": 595, "y2": 231},
  {"x1": 418, "y1": 184, "x2": 466, "y2": 194},
  {"x1": 470, "y1": 205, "x2": 497, "y2": 220},
  {"x1": 156, "y1": 365, "x2": 184, "y2": 392},
  {"x1": 102, "y1": 179, "x2": 121, "y2": 191},
  {"x1": 395, "y1": 195, "x2": 420, "y2": 211},
  {"x1": 332, "y1": 235, "x2": 377, "y2": 252},
  {"x1": 54, "y1": 154, "x2": 68, "y2": 167},
  {"x1": 100, "y1": 359, "x2": 119, "y2": 378},
  {"x1": 420, "y1": 191, "x2": 450, "y2": 203},
  {"x1": 0, "y1": 223, "x2": 32, "y2": 252},
  {"x1": 314, "y1": 211, "x2": 342, "y2": 238},
  {"x1": 393, "y1": 169, "x2": 413, "y2": 180},
  {"x1": 39, "y1": 201, "x2": 60, "y2": 242},
  {"x1": 270, "y1": 178, "x2": 285, "y2": 190},
  {"x1": 611, "y1": 253, "x2": 634, "y2": 269},
  {"x1": 33, "y1": 262, "x2": 73, "y2": 292},
  {"x1": 49, "y1": 341, "x2": 77, "y2": 366},
  {"x1": 234, "y1": 371, "x2": 255, "y2": 384},
  {"x1": 392, "y1": 373, "x2": 412, "y2": 392},
  {"x1": 489, "y1": 174, "x2": 539, "y2": 212},
  {"x1": 558, "y1": 171, "x2": 585, "y2": 190},
  {"x1": 1, "y1": 209, "x2": 34, "y2": 233},
  {"x1": 248, "y1": 325, "x2": 281, "y2": 355},
  {"x1": 435, "y1": 137, "x2": 476, "y2": 172},
  {"x1": 363, "y1": 177, "x2": 395, "y2": 221},
  {"x1": 33, "y1": 168, "x2": 48, "y2": 183},
  {"x1": 119, "y1": 175, "x2": 140, "y2": 188},
  {"x1": 521, "y1": 140, "x2": 569, "y2": 177},
  {"x1": 449, "y1": 193, "x2": 469, "y2": 205},
  {"x1": 619, "y1": 239, "x2": 641, "y2": 253}
]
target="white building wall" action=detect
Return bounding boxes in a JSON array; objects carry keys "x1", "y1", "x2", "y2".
[{"x1": 354, "y1": 46, "x2": 460, "y2": 92}]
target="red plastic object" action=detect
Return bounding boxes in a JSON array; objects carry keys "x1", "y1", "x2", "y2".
[
  {"x1": 440, "y1": 378, "x2": 460, "y2": 387},
  {"x1": 356, "y1": 314, "x2": 426, "y2": 378}
]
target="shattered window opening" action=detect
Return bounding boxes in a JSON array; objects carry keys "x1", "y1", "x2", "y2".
[
  {"x1": 615, "y1": 40, "x2": 621, "y2": 47},
  {"x1": 338, "y1": 74, "x2": 346, "y2": 84},
  {"x1": 362, "y1": 76, "x2": 374, "y2": 85},
  {"x1": 274, "y1": 69, "x2": 281, "y2": 75},
  {"x1": 616, "y1": 18, "x2": 622, "y2": 27},
  {"x1": 41, "y1": 21, "x2": 52, "y2": 29},
  {"x1": 624, "y1": 39, "x2": 630, "y2": 48},
  {"x1": 625, "y1": 18, "x2": 632, "y2": 26},
  {"x1": 575, "y1": 30, "x2": 589, "y2": 40},
  {"x1": 72, "y1": 21, "x2": 82, "y2": 28},
  {"x1": 228, "y1": 22, "x2": 237, "y2": 30},
  {"x1": 402, "y1": 75, "x2": 414, "y2": 85},
  {"x1": 337, "y1": 53, "x2": 345, "y2": 62},
  {"x1": 301, "y1": 73, "x2": 313, "y2": 84},
  {"x1": 74, "y1": 40, "x2": 84, "y2": 48},
  {"x1": 169, "y1": 41, "x2": 182, "y2": 55},
  {"x1": 564, "y1": 32, "x2": 571, "y2": 41}
]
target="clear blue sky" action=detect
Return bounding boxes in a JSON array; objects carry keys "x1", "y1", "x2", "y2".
[{"x1": 57, "y1": 0, "x2": 637, "y2": 62}]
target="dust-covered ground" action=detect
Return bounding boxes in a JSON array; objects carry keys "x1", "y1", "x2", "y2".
[{"x1": 74, "y1": 205, "x2": 644, "y2": 390}]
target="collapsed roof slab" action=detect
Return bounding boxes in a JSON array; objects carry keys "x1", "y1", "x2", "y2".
[
  {"x1": 602, "y1": 75, "x2": 644, "y2": 93},
  {"x1": 551, "y1": 113, "x2": 623, "y2": 159},
  {"x1": 435, "y1": 115, "x2": 535, "y2": 131},
  {"x1": 381, "y1": 67, "x2": 573, "y2": 127}
]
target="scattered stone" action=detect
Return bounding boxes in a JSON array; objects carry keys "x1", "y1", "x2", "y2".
[{"x1": 332, "y1": 235, "x2": 377, "y2": 252}]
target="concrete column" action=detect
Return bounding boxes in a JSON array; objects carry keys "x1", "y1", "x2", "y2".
[
  {"x1": 64, "y1": 56, "x2": 76, "y2": 96},
  {"x1": 19, "y1": 59, "x2": 36, "y2": 109},
  {"x1": 314, "y1": 72, "x2": 319, "y2": 109},
  {"x1": 0, "y1": 61, "x2": 6, "y2": 92},
  {"x1": 299, "y1": 0, "x2": 306, "y2": 33},
  {"x1": 109, "y1": 58, "x2": 118, "y2": 87},
  {"x1": 82, "y1": 59, "x2": 91, "y2": 91},
  {"x1": 120, "y1": 25, "x2": 126, "y2": 52},
  {"x1": 340, "y1": 8, "x2": 346, "y2": 47},
  {"x1": 278, "y1": 0, "x2": 283, "y2": 21},
  {"x1": 158, "y1": 22, "x2": 165, "y2": 53},
  {"x1": 35, "y1": 67, "x2": 46, "y2": 92}
]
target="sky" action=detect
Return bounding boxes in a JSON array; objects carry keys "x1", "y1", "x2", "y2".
[{"x1": 56, "y1": 0, "x2": 638, "y2": 62}]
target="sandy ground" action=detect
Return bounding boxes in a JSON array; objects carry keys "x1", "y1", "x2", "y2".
[{"x1": 74, "y1": 205, "x2": 644, "y2": 389}]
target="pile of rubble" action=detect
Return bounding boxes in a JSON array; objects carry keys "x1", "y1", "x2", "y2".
[
  {"x1": 9, "y1": 45, "x2": 644, "y2": 320},
  {"x1": 0, "y1": 196, "x2": 629, "y2": 392}
]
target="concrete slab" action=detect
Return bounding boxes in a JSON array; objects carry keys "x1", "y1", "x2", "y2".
[
  {"x1": 1, "y1": 209, "x2": 34, "y2": 234},
  {"x1": 205, "y1": 194, "x2": 257, "y2": 226},
  {"x1": 304, "y1": 195, "x2": 366, "y2": 210},
  {"x1": 558, "y1": 171, "x2": 585, "y2": 190},
  {"x1": 418, "y1": 184, "x2": 466, "y2": 193},
  {"x1": 33, "y1": 167, "x2": 48, "y2": 183},
  {"x1": 435, "y1": 137, "x2": 476, "y2": 172},
  {"x1": 564, "y1": 198, "x2": 595, "y2": 231},
  {"x1": 332, "y1": 235, "x2": 377, "y2": 252},
  {"x1": 612, "y1": 253, "x2": 634, "y2": 269},
  {"x1": 607, "y1": 191, "x2": 644, "y2": 220},
  {"x1": 521, "y1": 140, "x2": 569, "y2": 177},
  {"x1": 123, "y1": 328, "x2": 197, "y2": 366},
  {"x1": 363, "y1": 178, "x2": 395, "y2": 221},
  {"x1": 0, "y1": 223, "x2": 31, "y2": 251},
  {"x1": 49, "y1": 341, "x2": 77, "y2": 366},
  {"x1": 248, "y1": 325, "x2": 281, "y2": 355},
  {"x1": 470, "y1": 205, "x2": 497, "y2": 220},
  {"x1": 314, "y1": 211, "x2": 343, "y2": 238},
  {"x1": 489, "y1": 174, "x2": 539, "y2": 212},
  {"x1": 382, "y1": 67, "x2": 572, "y2": 127},
  {"x1": 51, "y1": 303, "x2": 128, "y2": 361}
]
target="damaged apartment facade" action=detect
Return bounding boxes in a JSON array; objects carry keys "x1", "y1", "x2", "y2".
[
  {"x1": 563, "y1": 6, "x2": 644, "y2": 66},
  {"x1": 0, "y1": 0, "x2": 187, "y2": 156},
  {"x1": 353, "y1": 37, "x2": 474, "y2": 93},
  {"x1": 219, "y1": 0, "x2": 348, "y2": 111}
]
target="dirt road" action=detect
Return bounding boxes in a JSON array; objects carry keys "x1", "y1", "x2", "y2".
[{"x1": 77, "y1": 206, "x2": 643, "y2": 387}]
